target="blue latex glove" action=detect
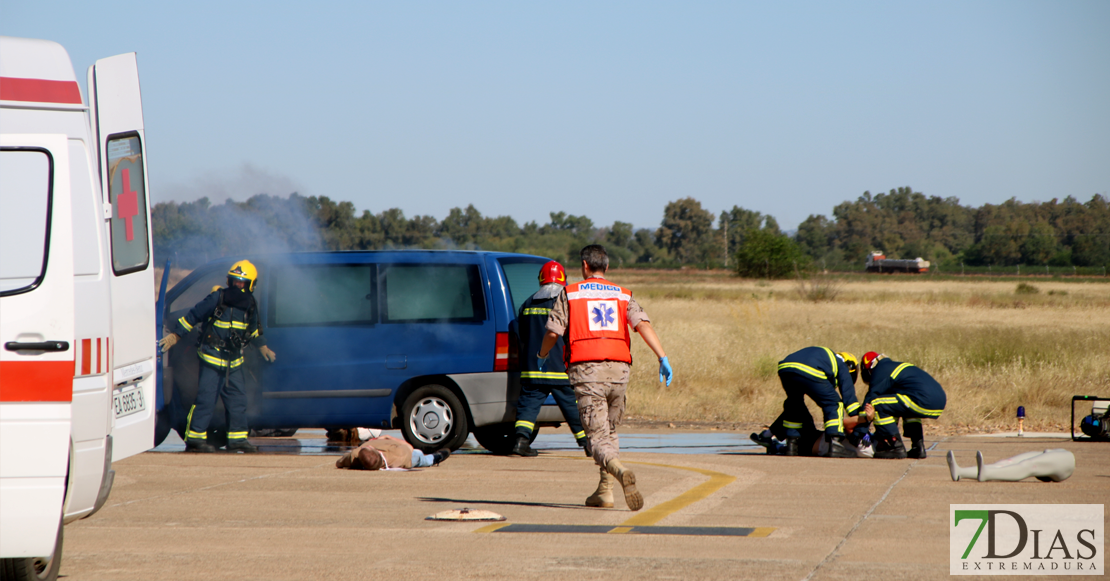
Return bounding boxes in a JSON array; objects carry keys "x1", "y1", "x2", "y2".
[
  {"x1": 659, "y1": 356, "x2": 673, "y2": 386},
  {"x1": 536, "y1": 352, "x2": 548, "y2": 370}
]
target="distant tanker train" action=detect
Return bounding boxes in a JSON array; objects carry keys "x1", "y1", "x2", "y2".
[{"x1": 865, "y1": 251, "x2": 930, "y2": 273}]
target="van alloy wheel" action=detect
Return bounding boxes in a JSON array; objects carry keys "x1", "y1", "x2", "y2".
[{"x1": 400, "y1": 385, "x2": 469, "y2": 452}]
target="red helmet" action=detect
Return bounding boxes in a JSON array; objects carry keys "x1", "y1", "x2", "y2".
[
  {"x1": 538, "y1": 261, "x2": 567, "y2": 286},
  {"x1": 861, "y1": 351, "x2": 882, "y2": 383}
]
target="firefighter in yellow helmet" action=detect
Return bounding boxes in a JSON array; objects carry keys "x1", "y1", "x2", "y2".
[{"x1": 158, "y1": 260, "x2": 276, "y2": 453}]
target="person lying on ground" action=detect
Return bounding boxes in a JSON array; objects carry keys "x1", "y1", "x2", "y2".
[
  {"x1": 752, "y1": 413, "x2": 873, "y2": 458},
  {"x1": 335, "y1": 435, "x2": 450, "y2": 470}
]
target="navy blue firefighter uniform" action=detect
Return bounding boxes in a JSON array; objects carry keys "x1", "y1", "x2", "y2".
[
  {"x1": 771, "y1": 346, "x2": 860, "y2": 457},
  {"x1": 863, "y1": 357, "x2": 946, "y2": 459},
  {"x1": 174, "y1": 286, "x2": 265, "y2": 451},
  {"x1": 511, "y1": 290, "x2": 589, "y2": 457}
]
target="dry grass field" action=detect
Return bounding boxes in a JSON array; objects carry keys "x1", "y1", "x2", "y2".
[{"x1": 612, "y1": 270, "x2": 1110, "y2": 435}]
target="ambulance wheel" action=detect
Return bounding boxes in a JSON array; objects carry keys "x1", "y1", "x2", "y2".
[
  {"x1": 401, "y1": 385, "x2": 468, "y2": 453},
  {"x1": 0, "y1": 516, "x2": 62, "y2": 580},
  {"x1": 473, "y1": 423, "x2": 538, "y2": 455}
]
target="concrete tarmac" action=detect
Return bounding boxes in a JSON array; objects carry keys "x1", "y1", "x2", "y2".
[{"x1": 62, "y1": 433, "x2": 1108, "y2": 580}]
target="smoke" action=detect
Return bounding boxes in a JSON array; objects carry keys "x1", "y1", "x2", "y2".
[{"x1": 157, "y1": 163, "x2": 306, "y2": 205}]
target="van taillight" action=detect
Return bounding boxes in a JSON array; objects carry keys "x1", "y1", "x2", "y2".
[{"x1": 495, "y1": 332, "x2": 510, "y2": 371}]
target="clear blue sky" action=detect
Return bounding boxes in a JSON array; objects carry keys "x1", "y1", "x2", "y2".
[{"x1": 5, "y1": 1, "x2": 1108, "y2": 231}]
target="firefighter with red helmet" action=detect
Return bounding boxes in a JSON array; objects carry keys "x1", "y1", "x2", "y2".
[
  {"x1": 858, "y1": 352, "x2": 947, "y2": 459},
  {"x1": 158, "y1": 260, "x2": 276, "y2": 453},
  {"x1": 537, "y1": 245, "x2": 672, "y2": 511},
  {"x1": 509, "y1": 260, "x2": 590, "y2": 457}
]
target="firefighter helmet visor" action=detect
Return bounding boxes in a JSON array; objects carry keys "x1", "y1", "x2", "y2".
[{"x1": 227, "y1": 260, "x2": 259, "y2": 292}]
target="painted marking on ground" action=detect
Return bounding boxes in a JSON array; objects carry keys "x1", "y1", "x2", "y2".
[
  {"x1": 474, "y1": 458, "x2": 760, "y2": 536},
  {"x1": 477, "y1": 523, "x2": 773, "y2": 537},
  {"x1": 618, "y1": 460, "x2": 737, "y2": 527}
]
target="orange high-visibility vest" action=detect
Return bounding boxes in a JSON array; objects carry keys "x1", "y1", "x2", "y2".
[{"x1": 565, "y1": 279, "x2": 632, "y2": 364}]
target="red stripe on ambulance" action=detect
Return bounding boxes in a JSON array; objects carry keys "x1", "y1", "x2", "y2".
[
  {"x1": 0, "y1": 77, "x2": 83, "y2": 104},
  {"x1": 0, "y1": 361, "x2": 74, "y2": 402}
]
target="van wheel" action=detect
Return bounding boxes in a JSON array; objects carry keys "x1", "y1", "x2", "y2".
[
  {"x1": 0, "y1": 516, "x2": 62, "y2": 581},
  {"x1": 473, "y1": 423, "x2": 539, "y2": 455},
  {"x1": 401, "y1": 385, "x2": 468, "y2": 453}
]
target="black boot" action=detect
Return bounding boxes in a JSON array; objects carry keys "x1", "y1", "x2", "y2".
[
  {"x1": 226, "y1": 439, "x2": 259, "y2": 453},
  {"x1": 185, "y1": 439, "x2": 217, "y2": 453},
  {"x1": 512, "y1": 435, "x2": 538, "y2": 457},
  {"x1": 432, "y1": 449, "x2": 451, "y2": 466},
  {"x1": 874, "y1": 436, "x2": 907, "y2": 459},
  {"x1": 907, "y1": 439, "x2": 927, "y2": 459},
  {"x1": 824, "y1": 434, "x2": 856, "y2": 458},
  {"x1": 782, "y1": 437, "x2": 801, "y2": 456}
]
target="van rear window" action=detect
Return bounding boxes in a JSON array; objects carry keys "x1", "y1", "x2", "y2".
[
  {"x1": 381, "y1": 264, "x2": 485, "y2": 323},
  {"x1": 272, "y1": 264, "x2": 376, "y2": 326},
  {"x1": 0, "y1": 149, "x2": 51, "y2": 295},
  {"x1": 497, "y1": 259, "x2": 547, "y2": 316}
]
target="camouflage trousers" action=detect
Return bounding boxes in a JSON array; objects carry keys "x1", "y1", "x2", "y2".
[{"x1": 573, "y1": 381, "x2": 627, "y2": 468}]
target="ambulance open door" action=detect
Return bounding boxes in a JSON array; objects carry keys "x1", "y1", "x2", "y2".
[
  {"x1": 0, "y1": 134, "x2": 75, "y2": 557},
  {"x1": 88, "y1": 53, "x2": 156, "y2": 461}
]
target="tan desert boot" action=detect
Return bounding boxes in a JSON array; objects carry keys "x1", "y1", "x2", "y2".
[
  {"x1": 585, "y1": 467, "x2": 615, "y2": 508},
  {"x1": 605, "y1": 458, "x2": 643, "y2": 511}
]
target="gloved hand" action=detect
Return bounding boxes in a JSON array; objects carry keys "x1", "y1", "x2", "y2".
[
  {"x1": 158, "y1": 333, "x2": 179, "y2": 353},
  {"x1": 658, "y1": 356, "x2": 673, "y2": 386},
  {"x1": 536, "y1": 352, "x2": 548, "y2": 370},
  {"x1": 259, "y1": 345, "x2": 277, "y2": 363}
]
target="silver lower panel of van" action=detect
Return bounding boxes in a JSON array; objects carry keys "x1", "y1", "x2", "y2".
[{"x1": 448, "y1": 372, "x2": 569, "y2": 427}]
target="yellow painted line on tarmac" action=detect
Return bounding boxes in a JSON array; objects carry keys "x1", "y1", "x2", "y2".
[
  {"x1": 748, "y1": 527, "x2": 774, "y2": 537},
  {"x1": 618, "y1": 460, "x2": 737, "y2": 527},
  {"x1": 472, "y1": 522, "x2": 512, "y2": 533},
  {"x1": 607, "y1": 526, "x2": 633, "y2": 534}
]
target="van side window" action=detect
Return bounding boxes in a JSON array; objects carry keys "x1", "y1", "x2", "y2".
[
  {"x1": 381, "y1": 264, "x2": 486, "y2": 323},
  {"x1": 0, "y1": 149, "x2": 52, "y2": 295},
  {"x1": 106, "y1": 133, "x2": 149, "y2": 275},
  {"x1": 272, "y1": 264, "x2": 376, "y2": 326},
  {"x1": 168, "y1": 260, "x2": 236, "y2": 314}
]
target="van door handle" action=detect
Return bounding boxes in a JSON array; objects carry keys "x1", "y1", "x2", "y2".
[{"x1": 4, "y1": 341, "x2": 70, "y2": 353}]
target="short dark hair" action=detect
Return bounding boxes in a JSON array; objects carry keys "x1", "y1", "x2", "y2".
[{"x1": 580, "y1": 245, "x2": 609, "y2": 273}]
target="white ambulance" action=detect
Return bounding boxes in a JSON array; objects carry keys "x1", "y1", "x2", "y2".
[{"x1": 0, "y1": 37, "x2": 156, "y2": 580}]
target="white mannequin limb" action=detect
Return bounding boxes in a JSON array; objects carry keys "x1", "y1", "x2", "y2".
[
  {"x1": 975, "y1": 449, "x2": 1075, "y2": 482},
  {"x1": 946, "y1": 450, "x2": 981, "y2": 481}
]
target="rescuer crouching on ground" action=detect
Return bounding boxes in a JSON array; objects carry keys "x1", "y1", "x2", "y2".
[
  {"x1": 858, "y1": 351, "x2": 947, "y2": 459},
  {"x1": 158, "y1": 260, "x2": 277, "y2": 453},
  {"x1": 769, "y1": 347, "x2": 864, "y2": 458},
  {"x1": 509, "y1": 260, "x2": 590, "y2": 457},
  {"x1": 537, "y1": 245, "x2": 673, "y2": 511}
]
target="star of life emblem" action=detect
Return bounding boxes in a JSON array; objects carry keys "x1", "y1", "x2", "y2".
[{"x1": 588, "y1": 300, "x2": 618, "y2": 331}]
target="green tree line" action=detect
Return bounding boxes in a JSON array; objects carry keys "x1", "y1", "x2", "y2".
[{"x1": 152, "y1": 187, "x2": 1110, "y2": 275}]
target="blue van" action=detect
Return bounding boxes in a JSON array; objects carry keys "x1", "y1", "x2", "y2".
[{"x1": 157, "y1": 250, "x2": 567, "y2": 453}]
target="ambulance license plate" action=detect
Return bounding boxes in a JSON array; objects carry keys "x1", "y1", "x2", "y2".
[{"x1": 113, "y1": 385, "x2": 145, "y2": 418}]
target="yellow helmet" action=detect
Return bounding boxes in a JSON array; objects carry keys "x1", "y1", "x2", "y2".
[
  {"x1": 837, "y1": 351, "x2": 859, "y2": 383},
  {"x1": 227, "y1": 260, "x2": 258, "y2": 292}
]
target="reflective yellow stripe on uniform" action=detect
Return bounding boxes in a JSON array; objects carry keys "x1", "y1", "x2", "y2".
[
  {"x1": 574, "y1": 431, "x2": 586, "y2": 439},
  {"x1": 873, "y1": 415, "x2": 897, "y2": 426},
  {"x1": 522, "y1": 307, "x2": 550, "y2": 316},
  {"x1": 846, "y1": 401, "x2": 861, "y2": 414},
  {"x1": 905, "y1": 418, "x2": 922, "y2": 424},
  {"x1": 871, "y1": 396, "x2": 899, "y2": 406},
  {"x1": 250, "y1": 329, "x2": 259, "y2": 338},
  {"x1": 198, "y1": 352, "x2": 245, "y2": 368},
  {"x1": 515, "y1": 420, "x2": 535, "y2": 431},
  {"x1": 213, "y1": 320, "x2": 249, "y2": 330},
  {"x1": 824, "y1": 402, "x2": 845, "y2": 430},
  {"x1": 783, "y1": 421, "x2": 804, "y2": 429},
  {"x1": 186, "y1": 430, "x2": 207, "y2": 440},
  {"x1": 821, "y1": 346, "x2": 838, "y2": 379},
  {"x1": 520, "y1": 371, "x2": 569, "y2": 380},
  {"x1": 896, "y1": 393, "x2": 943, "y2": 417},
  {"x1": 178, "y1": 316, "x2": 194, "y2": 331},
  {"x1": 227, "y1": 431, "x2": 249, "y2": 440},
  {"x1": 890, "y1": 363, "x2": 915, "y2": 380},
  {"x1": 777, "y1": 362, "x2": 826, "y2": 380}
]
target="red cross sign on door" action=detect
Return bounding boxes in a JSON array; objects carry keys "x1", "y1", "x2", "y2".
[{"x1": 117, "y1": 167, "x2": 138, "y2": 241}]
